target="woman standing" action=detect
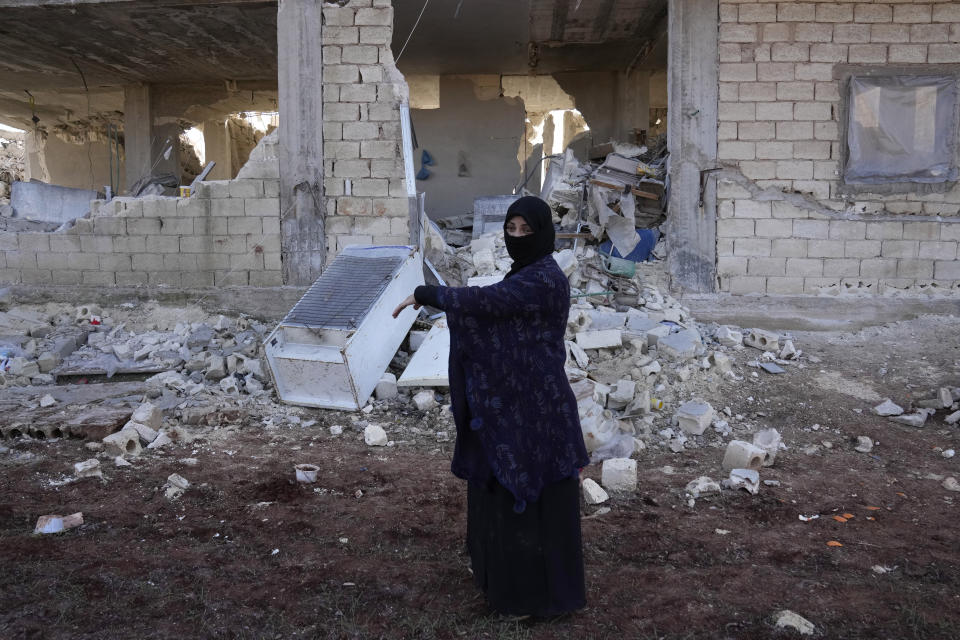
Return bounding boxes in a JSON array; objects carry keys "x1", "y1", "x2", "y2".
[{"x1": 392, "y1": 196, "x2": 589, "y2": 618}]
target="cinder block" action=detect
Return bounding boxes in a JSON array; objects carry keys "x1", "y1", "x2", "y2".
[
  {"x1": 777, "y1": 121, "x2": 814, "y2": 140},
  {"x1": 342, "y1": 122, "x2": 380, "y2": 140},
  {"x1": 881, "y1": 240, "x2": 919, "y2": 259},
  {"x1": 776, "y1": 160, "x2": 814, "y2": 180},
  {"x1": 229, "y1": 253, "x2": 264, "y2": 270},
  {"x1": 51, "y1": 269, "x2": 82, "y2": 285},
  {"x1": 719, "y1": 63, "x2": 758, "y2": 82},
  {"x1": 36, "y1": 253, "x2": 70, "y2": 270},
  {"x1": 149, "y1": 272, "x2": 182, "y2": 287},
  {"x1": 336, "y1": 234, "x2": 373, "y2": 252},
  {"x1": 141, "y1": 197, "x2": 177, "y2": 218},
  {"x1": 163, "y1": 254, "x2": 198, "y2": 271},
  {"x1": 717, "y1": 257, "x2": 748, "y2": 277},
  {"x1": 227, "y1": 217, "x2": 262, "y2": 235},
  {"x1": 322, "y1": 6, "x2": 355, "y2": 26},
  {"x1": 795, "y1": 63, "x2": 834, "y2": 81},
  {"x1": 145, "y1": 235, "x2": 179, "y2": 253},
  {"x1": 726, "y1": 276, "x2": 767, "y2": 295},
  {"x1": 116, "y1": 272, "x2": 149, "y2": 286},
  {"x1": 755, "y1": 219, "x2": 793, "y2": 238},
  {"x1": 132, "y1": 254, "x2": 165, "y2": 271},
  {"x1": 823, "y1": 258, "x2": 861, "y2": 277},
  {"x1": 244, "y1": 198, "x2": 279, "y2": 217},
  {"x1": 115, "y1": 234, "x2": 149, "y2": 256},
  {"x1": 49, "y1": 235, "x2": 82, "y2": 253},
  {"x1": 719, "y1": 102, "x2": 756, "y2": 121},
  {"x1": 844, "y1": 240, "x2": 881, "y2": 258},
  {"x1": 210, "y1": 199, "x2": 244, "y2": 217},
  {"x1": 600, "y1": 458, "x2": 637, "y2": 492},
  {"x1": 249, "y1": 271, "x2": 284, "y2": 287},
  {"x1": 734, "y1": 238, "x2": 772, "y2": 257},
  {"x1": 181, "y1": 271, "x2": 215, "y2": 288},
  {"x1": 734, "y1": 200, "x2": 772, "y2": 219},
  {"x1": 911, "y1": 24, "x2": 949, "y2": 43},
  {"x1": 897, "y1": 259, "x2": 934, "y2": 279},
  {"x1": 834, "y1": 24, "x2": 871, "y2": 43},
  {"x1": 795, "y1": 23, "x2": 833, "y2": 43},
  {"x1": 82, "y1": 271, "x2": 115, "y2": 286},
  {"x1": 787, "y1": 258, "x2": 824, "y2": 277},
  {"x1": 721, "y1": 24, "x2": 757, "y2": 43},
  {"x1": 829, "y1": 221, "x2": 866, "y2": 240},
  {"x1": 371, "y1": 160, "x2": 403, "y2": 179},
  {"x1": 228, "y1": 180, "x2": 264, "y2": 199},
  {"x1": 738, "y1": 122, "x2": 775, "y2": 140},
  {"x1": 903, "y1": 222, "x2": 941, "y2": 241},
  {"x1": 815, "y1": 3, "x2": 853, "y2": 22},
  {"x1": 247, "y1": 234, "x2": 280, "y2": 254},
  {"x1": 748, "y1": 257, "x2": 786, "y2": 276},
  {"x1": 718, "y1": 141, "x2": 756, "y2": 160},
  {"x1": 93, "y1": 217, "x2": 126, "y2": 235},
  {"x1": 323, "y1": 25, "x2": 359, "y2": 45},
  {"x1": 849, "y1": 44, "x2": 888, "y2": 63},
  {"x1": 359, "y1": 64, "x2": 384, "y2": 84},
  {"x1": 860, "y1": 258, "x2": 898, "y2": 278},
  {"x1": 159, "y1": 217, "x2": 193, "y2": 235},
  {"x1": 79, "y1": 236, "x2": 113, "y2": 253},
  {"x1": 66, "y1": 252, "x2": 99, "y2": 270},
  {"x1": 778, "y1": 3, "x2": 814, "y2": 21},
  {"x1": 718, "y1": 219, "x2": 755, "y2": 237},
  {"x1": 771, "y1": 43, "x2": 810, "y2": 62},
  {"x1": 372, "y1": 235, "x2": 409, "y2": 245},
  {"x1": 934, "y1": 260, "x2": 960, "y2": 279},
  {"x1": 18, "y1": 234, "x2": 50, "y2": 252},
  {"x1": 263, "y1": 253, "x2": 282, "y2": 271},
  {"x1": 196, "y1": 254, "x2": 230, "y2": 270},
  {"x1": 810, "y1": 44, "x2": 849, "y2": 63},
  {"x1": 359, "y1": 26, "x2": 391, "y2": 44},
  {"x1": 866, "y1": 221, "x2": 904, "y2": 240},
  {"x1": 720, "y1": 43, "x2": 741, "y2": 63},
  {"x1": 794, "y1": 102, "x2": 831, "y2": 121},
  {"x1": 772, "y1": 238, "x2": 808, "y2": 257},
  {"x1": 871, "y1": 24, "x2": 909, "y2": 44},
  {"x1": 766, "y1": 276, "x2": 805, "y2": 294},
  {"x1": 340, "y1": 83, "x2": 378, "y2": 102},
  {"x1": 940, "y1": 224, "x2": 960, "y2": 242},
  {"x1": 807, "y1": 240, "x2": 844, "y2": 258},
  {"x1": 99, "y1": 254, "x2": 132, "y2": 272},
  {"x1": 126, "y1": 218, "x2": 162, "y2": 235},
  {"x1": 895, "y1": 4, "x2": 931, "y2": 24}
]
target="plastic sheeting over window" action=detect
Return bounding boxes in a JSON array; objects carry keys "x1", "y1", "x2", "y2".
[{"x1": 845, "y1": 75, "x2": 959, "y2": 185}]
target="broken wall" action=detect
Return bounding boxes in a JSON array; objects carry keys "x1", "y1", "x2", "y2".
[
  {"x1": 716, "y1": 1, "x2": 960, "y2": 296},
  {"x1": 25, "y1": 132, "x2": 124, "y2": 192},
  {"x1": 411, "y1": 77, "x2": 524, "y2": 218},
  {"x1": 321, "y1": 0, "x2": 411, "y2": 258}
]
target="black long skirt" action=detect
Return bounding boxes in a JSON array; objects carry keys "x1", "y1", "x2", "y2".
[{"x1": 466, "y1": 475, "x2": 586, "y2": 617}]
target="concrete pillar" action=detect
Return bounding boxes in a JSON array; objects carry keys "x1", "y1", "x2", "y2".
[
  {"x1": 667, "y1": 0, "x2": 718, "y2": 293},
  {"x1": 123, "y1": 84, "x2": 153, "y2": 193},
  {"x1": 203, "y1": 118, "x2": 232, "y2": 181},
  {"x1": 277, "y1": 0, "x2": 325, "y2": 285},
  {"x1": 23, "y1": 132, "x2": 50, "y2": 183},
  {"x1": 615, "y1": 70, "x2": 651, "y2": 143}
]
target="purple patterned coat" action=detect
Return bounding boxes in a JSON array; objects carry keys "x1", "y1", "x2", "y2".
[{"x1": 424, "y1": 255, "x2": 589, "y2": 512}]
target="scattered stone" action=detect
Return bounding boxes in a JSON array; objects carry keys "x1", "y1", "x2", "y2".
[
  {"x1": 85, "y1": 442, "x2": 103, "y2": 452},
  {"x1": 752, "y1": 428, "x2": 781, "y2": 467},
  {"x1": 779, "y1": 340, "x2": 798, "y2": 360},
  {"x1": 375, "y1": 373, "x2": 398, "y2": 400},
  {"x1": 606, "y1": 379, "x2": 636, "y2": 410},
  {"x1": 675, "y1": 400, "x2": 714, "y2": 436},
  {"x1": 854, "y1": 436, "x2": 874, "y2": 453},
  {"x1": 715, "y1": 325, "x2": 742, "y2": 347},
  {"x1": 114, "y1": 456, "x2": 132, "y2": 467},
  {"x1": 943, "y1": 477, "x2": 960, "y2": 492},
  {"x1": 576, "y1": 329, "x2": 623, "y2": 350},
  {"x1": 37, "y1": 352, "x2": 59, "y2": 373},
  {"x1": 722, "y1": 440, "x2": 766, "y2": 471},
  {"x1": 775, "y1": 610, "x2": 815, "y2": 636},
  {"x1": 938, "y1": 387, "x2": 953, "y2": 409},
  {"x1": 219, "y1": 376, "x2": 240, "y2": 395},
  {"x1": 364, "y1": 424, "x2": 388, "y2": 446},
  {"x1": 126, "y1": 421, "x2": 159, "y2": 445},
  {"x1": 581, "y1": 478, "x2": 609, "y2": 505},
  {"x1": 39, "y1": 394, "x2": 56, "y2": 408},
  {"x1": 658, "y1": 329, "x2": 699, "y2": 359},
  {"x1": 685, "y1": 476, "x2": 720, "y2": 498},
  {"x1": 147, "y1": 432, "x2": 173, "y2": 450},
  {"x1": 890, "y1": 411, "x2": 929, "y2": 428},
  {"x1": 600, "y1": 457, "x2": 637, "y2": 492},
  {"x1": 710, "y1": 351, "x2": 733, "y2": 373},
  {"x1": 205, "y1": 355, "x2": 227, "y2": 380},
  {"x1": 131, "y1": 402, "x2": 162, "y2": 431},
  {"x1": 103, "y1": 429, "x2": 142, "y2": 457},
  {"x1": 873, "y1": 398, "x2": 903, "y2": 417},
  {"x1": 329, "y1": 425, "x2": 344, "y2": 436},
  {"x1": 727, "y1": 468, "x2": 760, "y2": 494},
  {"x1": 945, "y1": 410, "x2": 960, "y2": 425},
  {"x1": 34, "y1": 512, "x2": 83, "y2": 534},
  {"x1": 942, "y1": 449, "x2": 955, "y2": 458},
  {"x1": 74, "y1": 459, "x2": 103, "y2": 479},
  {"x1": 408, "y1": 330, "x2": 428, "y2": 352},
  {"x1": 165, "y1": 473, "x2": 190, "y2": 500},
  {"x1": 758, "y1": 362, "x2": 785, "y2": 375},
  {"x1": 743, "y1": 329, "x2": 780, "y2": 351},
  {"x1": 413, "y1": 390, "x2": 438, "y2": 411}
]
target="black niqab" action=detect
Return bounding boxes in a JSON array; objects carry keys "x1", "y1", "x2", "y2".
[{"x1": 503, "y1": 196, "x2": 555, "y2": 278}]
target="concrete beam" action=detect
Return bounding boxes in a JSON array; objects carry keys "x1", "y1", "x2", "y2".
[
  {"x1": 666, "y1": 0, "x2": 718, "y2": 293},
  {"x1": 277, "y1": 0, "x2": 325, "y2": 285}
]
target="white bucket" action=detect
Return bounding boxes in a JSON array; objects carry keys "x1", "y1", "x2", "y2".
[{"x1": 295, "y1": 463, "x2": 319, "y2": 483}]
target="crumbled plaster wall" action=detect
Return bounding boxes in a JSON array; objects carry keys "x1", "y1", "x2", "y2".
[
  {"x1": 0, "y1": 131, "x2": 25, "y2": 204},
  {"x1": 321, "y1": 0, "x2": 411, "y2": 258},
  {"x1": 716, "y1": 1, "x2": 960, "y2": 296}
]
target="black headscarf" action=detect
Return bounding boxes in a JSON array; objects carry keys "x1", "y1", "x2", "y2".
[{"x1": 503, "y1": 196, "x2": 555, "y2": 278}]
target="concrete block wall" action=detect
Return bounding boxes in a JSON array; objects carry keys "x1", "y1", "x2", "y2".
[
  {"x1": 716, "y1": 1, "x2": 960, "y2": 295},
  {"x1": 0, "y1": 179, "x2": 282, "y2": 287},
  {"x1": 321, "y1": 0, "x2": 411, "y2": 259}
]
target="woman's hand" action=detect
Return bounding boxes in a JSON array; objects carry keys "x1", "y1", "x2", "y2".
[{"x1": 392, "y1": 294, "x2": 421, "y2": 319}]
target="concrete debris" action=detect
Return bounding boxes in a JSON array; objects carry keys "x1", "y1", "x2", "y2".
[
  {"x1": 576, "y1": 329, "x2": 623, "y2": 350},
  {"x1": 872, "y1": 399, "x2": 903, "y2": 417},
  {"x1": 890, "y1": 410, "x2": 931, "y2": 428},
  {"x1": 658, "y1": 329, "x2": 700, "y2": 360},
  {"x1": 675, "y1": 400, "x2": 714, "y2": 436},
  {"x1": 103, "y1": 429, "x2": 142, "y2": 458},
  {"x1": 775, "y1": 610, "x2": 816, "y2": 635},
  {"x1": 942, "y1": 449, "x2": 954, "y2": 458},
  {"x1": 581, "y1": 478, "x2": 609, "y2": 505},
  {"x1": 943, "y1": 477, "x2": 960, "y2": 492},
  {"x1": 147, "y1": 432, "x2": 173, "y2": 450},
  {"x1": 74, "y1": 458, "x2": 102, "y2": 479},
  {"x1": 758, "y1": 362, "x2": 785, "y2": 375},
  {"x1": 375, "y1": 373, "x2": 398, "y2": 400},
  {"x1": 752, "y1": 428, "x2": 781, "y2": 467},
  {"x1": 723, "y1": 440, "x2": 766, "y2": 471},
  {"x1": 743, "y1": 329, "x2": 780, "y2": 352},
  {"x1": 854, "y1": 436, "x2": 874, "y2": 453},
  {"x1": 725, "y1": 468, "x2": 760, "y2": 495},
  {"x1": 114, "y1": 456, "x2": 132, "y2": 467},
  {"x1": 779, "y1": 340, "x2": 798, "y2": 360},
  {"x1": 165, "y1": 473, "x2": 190, "y2": 500},
  {"x1": 413, "y1": 390, "x2": 438, "y2": 411},
  {"x1": 39, "y1": 394, "x2": 57, "y2": 408},
  {"x1": 126, "y1": 422, "x2": 159, "y2": 445},
  {"x1": 329, "y1": 425, "x2": 344, "y2": 436},
  {"x1": 131, "y1": 402, "x2": 162, "y2": 431},
  {"x1": 685, "y1": 476, "x2": 720, "y2": 498},
  {"x1": 34, "y1": 512, "x2": 83, "y2": 534},
  {"x1": 948, "y1": 410, "x2": 960, "y2": 425},
  {"x1": 364, "y1": 424, "x2": 388, "y2": 446},
  {"x1": 714, "y1": 325, "x2": 742, "y2": 347},
  {"x1": 601, "y1": 457, "x2": 637, "y2": 492}
]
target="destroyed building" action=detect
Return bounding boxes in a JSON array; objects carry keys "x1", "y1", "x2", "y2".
[{"x1": 0, "y1": 0, "x2": 957, "y2": 296}]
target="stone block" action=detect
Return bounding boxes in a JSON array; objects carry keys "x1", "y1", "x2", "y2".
[
  {"x1": 103, "y1": 429, "x2": 142, "y2": 458},
  {"x1": 581, "y1": 478, "x2": 609, "y2": 505},
  {"x1": 722, "y1": 440, "x2": 766, "y2": 471},
  {"x1": 744, "y1": 328, "x2": 780, "y2": 351},
  {"x1": 675, "y1": 400, "x2": 715, "y2": 436},
  {"x1": 576, "y1": 329, "x2": 622, "y2": 350},
  {"x1": 375, "y1": 372, "x2": 398, "y2": 400},
  {"x1": 601, "y1": 458, "x2": 637, "y2": 493}
]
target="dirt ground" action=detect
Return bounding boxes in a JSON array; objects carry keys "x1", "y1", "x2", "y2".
[{"x1": 2, "y1": 308, "x2": 959, "y2": 640}]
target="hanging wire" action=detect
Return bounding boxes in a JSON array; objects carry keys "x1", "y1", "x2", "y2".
[{"x1": 395, "y1": 0, "x2": 430, "y2": 62}]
